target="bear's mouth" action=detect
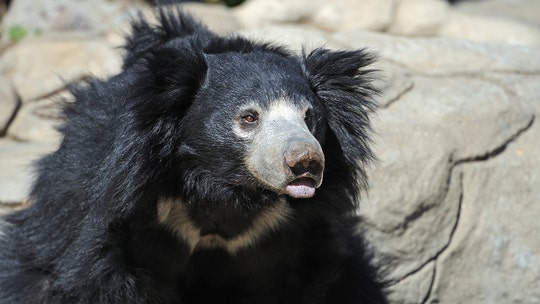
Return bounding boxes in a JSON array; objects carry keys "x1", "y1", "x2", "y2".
[{"x1": 285, "y1": 177, "x2": 317, "y2": 198}]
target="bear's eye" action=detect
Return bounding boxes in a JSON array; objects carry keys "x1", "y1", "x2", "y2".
[
  {"x1": 241, "y1": 112, "x2": 259, "y2": 126},
  {"x1": 244, "y1": 115, "x2": 256, "y2": 123}
]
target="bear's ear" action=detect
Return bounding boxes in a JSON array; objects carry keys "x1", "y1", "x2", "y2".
[
  {"x1": 123, "y1": 8, "x2": 212, "y2": 68},
  {"x1": 303, "y1": 48, "x2": 379, "y2": 187},
  {"x1": 129, "y1": 39, "x2": 207, "y2": 122}
]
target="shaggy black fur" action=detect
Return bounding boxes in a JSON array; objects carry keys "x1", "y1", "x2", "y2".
[{"x1": 0, "y1": 9, "x2": 386, "y2": 304}]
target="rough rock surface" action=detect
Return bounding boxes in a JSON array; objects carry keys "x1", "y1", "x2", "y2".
[
  {"x1": 309, "y1": 0, "x2": 396, "y2": 32},
  {"x1": 6, "y1": 93, "x2": 65, "y2": 142},
  {"x1": 388, "y1": 0, "x2": 450, "y2": 36},
  {"x1": 235, "y1": 0, "x2": 540, "y2": 47},
  {"x1": 440, "y1": 10, "x2": 540, "y2": 46},
  {"x1": 1, "y1": 1, "x2": 539, "y2": 303},
  {"x1": 0, "y1": 0, "x2": 139, "y2": 43},
  {"x1": 0, "y1": 35, "x2": 122, "y2": 103}
]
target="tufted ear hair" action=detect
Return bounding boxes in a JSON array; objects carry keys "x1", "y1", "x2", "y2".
[
  {"x1": 303, "y1": 48, "x2": 379, "y2": 192},
  {"x1": 123, "y1": 8, "x2": 213, "y2": 68},
  {"x1": 128, "y1": 38, "x2": 208, "y2": 127}
]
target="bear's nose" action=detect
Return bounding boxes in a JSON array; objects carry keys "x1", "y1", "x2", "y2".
[{"x1": 284, "y1": 138, "x2": 324, "y2": 177}]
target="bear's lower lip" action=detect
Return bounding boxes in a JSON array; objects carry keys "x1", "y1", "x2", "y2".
[{"x1": 285, "y1": 177, "x2": 316, "y2": 198}]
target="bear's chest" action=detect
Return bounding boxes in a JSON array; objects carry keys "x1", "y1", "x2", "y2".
[{"x1": 177, "y1": 248, "x2": 297, "y2": 304}]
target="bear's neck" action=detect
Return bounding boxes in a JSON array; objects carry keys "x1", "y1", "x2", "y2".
[{"x1": 157, "y1": 196, "x2": 292, "y2": 254}]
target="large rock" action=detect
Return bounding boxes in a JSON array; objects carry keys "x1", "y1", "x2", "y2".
[
  {"x1": 425, "y1": 73, "x2": 540, "y2": 303},
  {"x1": 428, "y1": 119, "x2": 540, "y2": 303},
  {"x1": 0, "y1": 34, "x2": 121, "y2": 102},
  {"x1": 361, "y1": 75, "x2": 534, "y2": 281}
]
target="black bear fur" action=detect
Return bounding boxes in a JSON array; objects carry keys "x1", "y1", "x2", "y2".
[{"x1": 0, "y1": 9, "x2": 386, "y2": 304}]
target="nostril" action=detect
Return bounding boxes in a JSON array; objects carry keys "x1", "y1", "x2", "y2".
[{"x1": 290, "y1": 159, "x2": 323, "y2": 177}]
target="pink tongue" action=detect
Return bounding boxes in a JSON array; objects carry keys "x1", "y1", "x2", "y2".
[{"x1": 285, "y1": 178, "x2": 316, "y2": 198}]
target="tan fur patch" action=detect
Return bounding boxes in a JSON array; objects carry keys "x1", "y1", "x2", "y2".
[{"x1": 157, "y1": 198, "x2": 292, "y2": 254}]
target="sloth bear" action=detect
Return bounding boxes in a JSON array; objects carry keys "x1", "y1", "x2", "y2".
[{"x1": 0, "y1": 9, "x2": 386, "y2": 304}]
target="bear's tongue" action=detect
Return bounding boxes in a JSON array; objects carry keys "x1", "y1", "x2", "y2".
[{"x1": 285, "y1": 177, "x2": 316, "y2": 198}]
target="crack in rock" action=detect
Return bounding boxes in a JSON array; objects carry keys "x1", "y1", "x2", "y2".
[
  {"x1": 0, "y1": 90, "x2": 22, "y2": 138},
  {"x1": 383, "y1": 171, "x2": 464, "y2": 288},
  {"x1": 416, "y1": 172, "x2": 464, "y2": 304},
  {"x1": 384, "y1": 115, "x2": 535, "y2": 292},
  {"x1": 382, "y1": 78, "x2": 414, "y2": 109},
  {"x1": 456, "y1": 115, "x2": 535, "y2": 165},
  {"x1": 421, "y1": 263, "x2": 437, "y2": 304}
]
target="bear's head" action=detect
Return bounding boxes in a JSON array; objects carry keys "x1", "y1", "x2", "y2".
[{"x1": 173, "y1": 50, "x2": 327, "y2": 200}]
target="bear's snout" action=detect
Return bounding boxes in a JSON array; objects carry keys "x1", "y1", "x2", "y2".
[
  {"x1": 282, "y1": 136, "x2": 324, "y2": 199},
  {"x1": 243, "y1": 100, "x2": 326, "y2": 198},
  {"x1": 284, "y1": 137, "x2": 324, "y2": 178}
]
